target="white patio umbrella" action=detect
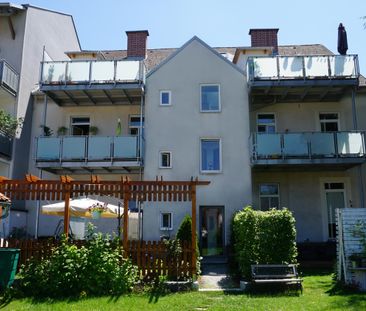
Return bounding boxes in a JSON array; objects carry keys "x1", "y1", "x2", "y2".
[{"x1": 41, "y1": 197, "x2": 120, "y2": 218}]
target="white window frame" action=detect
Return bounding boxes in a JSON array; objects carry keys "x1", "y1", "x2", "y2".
[
  {"x1": 319, "y1": 112, "x2": 340, "y2": 132},
  {"x1": 256, "y1": 112, "x2": 276, "y2": 133},
  {"x1": 128, "y1": 114, "x2": 144, "y2": 136},
  {"x1": 160, "y1": 90, "x2": 172, "y2": 106},
  {"x1": 70, "y1": 116, "x2": 90, "y2": 136},
  {"x1": 200, "y1": 84, "x2": 221, "y2": 112},
  {"x1": 159, "y1": 151, "x2": 172, "y2": 169},
  {"x1": 259, "y1": 183, "x2": 280, "y2": 210},
  {"x1": 200, "y1": 138, "x2": 222, "y2": 174},
  {"x1": 160, "y1": 212, "x2": 173, "y2": 231}
]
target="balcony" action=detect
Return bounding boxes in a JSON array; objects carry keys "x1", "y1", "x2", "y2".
[
  {"x1": 35, "y1": 135, "x2": 143, "y2": 174},
  {"x1": 0, "y1": 132, "x2": 13, "y2": 159},
  {"x1": 251, "y1": 131, "x2": 366, "y2": 169},
  {"x1": 0, "y1": 60, "x2": 19, "y2": 98},
  {"x1": 39, "y1": 60, "x2": 145, "y2": 106},
  {"x1": 246, "y1": 55, "x2": 359, "y2": 106}
]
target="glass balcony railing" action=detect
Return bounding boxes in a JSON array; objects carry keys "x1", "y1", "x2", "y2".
[
  {"x1": 0, "y1": 60, "x2": 19, "y2": 96},
  {"x1": 40, "y1": 60, "x2": 145, "y2": 85},
  {"x1": 247, "y1": 55, "x2": 359, "y2": 82},
  {"x1": 0, "y1": 132, "x2": 13, "y2": 159},
  {"x1": 35, "y1": 135, "x2": 142, "y2": 164},
  {"x1": 251, "y1": 131, "x2": 365, "y2": 163}
]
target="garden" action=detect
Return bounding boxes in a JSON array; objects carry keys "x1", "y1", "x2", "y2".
[{"x1": 0, "y1": 207, "x2": 365, "y2": 310}]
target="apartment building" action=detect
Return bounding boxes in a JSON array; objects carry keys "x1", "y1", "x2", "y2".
[
  {"x1": 4, "y1": 4, "x2": 365, "y2": 256},
  {"x1": 0, "y1": 3, "x2": 80, "y2": 236}
]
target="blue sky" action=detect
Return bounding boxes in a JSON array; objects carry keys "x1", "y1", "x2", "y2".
[{"x1": 12, "y1": 1, "x2": 366, "y2": 73}]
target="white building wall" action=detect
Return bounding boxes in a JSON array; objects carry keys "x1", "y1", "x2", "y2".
[{"x1": 143, "y1": 38, "x2": 252, "y2": 244}]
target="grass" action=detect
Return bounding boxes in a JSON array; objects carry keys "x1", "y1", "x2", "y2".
[{"x1": 1, "y1": 269, "x2": 365, "y2": 311}]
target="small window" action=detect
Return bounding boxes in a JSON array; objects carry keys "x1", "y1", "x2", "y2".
[
  {"x1": 319, "y1": 113, "x2": 339, "y2": 132},
  {"x1": 129, "y1": 115, "x2": 144, "y2": 136},
  {"x1": 259, "y1": 183, "x2": 280, "y2": 210},
  {"x1": 257, "y1": 114, "x2": 276, "y2": 133},
  {"x1": 71, "y1": 117, "x2": 90, "y2": 135},
  {"x1": 159, "y1": 151, "x2": 172, "y2": 168},
  {"x1": 160, "y1": 212, "x2": 173, "y2": 230},
  {"x1": 201, "y1": 85, "x2": 220, "y2": 112},
  {"x1": 201, "y1": 139, "x2": 221, "y2": 172},
  {"x1": 160, "y1": 91, "x2": 171, "y2": 106}
]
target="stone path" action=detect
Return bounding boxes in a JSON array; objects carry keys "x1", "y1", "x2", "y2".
[{"x1": 198, "y1": 264, "x2": 241, "y2": 291}]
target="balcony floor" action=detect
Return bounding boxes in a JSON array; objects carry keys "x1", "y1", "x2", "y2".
[
  {"x1": 252, "y1": 157, "x2": 365, "y2": 171},
  {"x1": 36, "y1": 160, "x2": 143, "y2": 175},
  {"x1": 248, "y1": 78, "x2": 358, "y2": 107},
  {"x1": 40, "y1": 83, "x2": 144, "y2": 106}
]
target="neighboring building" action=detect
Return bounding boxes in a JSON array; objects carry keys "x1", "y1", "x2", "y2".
[
  {"x1": 4, "y1": 4, "x2": 366, "y2": 257},
  {"x1": 0, "y1": 3, "x2": 80, "y2": 237}
]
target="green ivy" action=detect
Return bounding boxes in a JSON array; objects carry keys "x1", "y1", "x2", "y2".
[
  {"x1": 0, "y1": 109, "x2": 23, "y2": 137},
  {"x1": 18, "y1": 227, "x2": 138, "y2": 298},
  {"x1": 232, "y1": 206, "x2": 298, "y2": 280}
]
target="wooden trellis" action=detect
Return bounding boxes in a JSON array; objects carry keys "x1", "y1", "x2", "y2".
[{"x1": 0, "y1": 175, "x2": 209, "y2": 275}]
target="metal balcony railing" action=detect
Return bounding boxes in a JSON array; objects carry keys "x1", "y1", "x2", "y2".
[
  {"x1": 247, "y1": 55, "x2": 359, "y2": 82},
  {"x1": 251, "y1": 131, "x2": 366, "y2": 163},
  {"x1": 0, "y1": 60, "x2": 19, "y2": 96},
  {"x1": 40, "y1": 59, "x2": 145, "y2": 85},
  {"x1": 35, "y1": 135, "x2": 143, "y2": 164}
]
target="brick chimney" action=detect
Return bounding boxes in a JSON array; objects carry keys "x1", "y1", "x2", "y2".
[
  {"x1": 249, "y1": 29, "x2": 279, "y2": 54},
  {"x1": 126, "y1": 30, "x2": 149, "y2": 58}
]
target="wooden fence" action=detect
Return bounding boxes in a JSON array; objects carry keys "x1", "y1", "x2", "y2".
[{"x1": 0, "y1": 239, "x2": 193, "y2": 278}]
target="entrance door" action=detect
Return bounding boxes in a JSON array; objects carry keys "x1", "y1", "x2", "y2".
[
  {"x1": 324, "y1": 182, "x2": 346, "y2": 239},
  {"x1": 200, "y1": 206, "x2": 224, "y2": 256}
]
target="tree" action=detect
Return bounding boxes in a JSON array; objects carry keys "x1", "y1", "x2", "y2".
[{"x1": 0, "y1": 109, "x2": 23, "y2": 137}]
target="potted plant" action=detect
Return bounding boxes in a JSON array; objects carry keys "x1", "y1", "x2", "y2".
[
  {"x1": 89, "y1": 126, "x2": 99, "y2": 136},
  {"x1": 57, "y1": 126, "x2": 68, "y2": 136},
  {"x1": 89, "y1": 202, "x2": 107, "y2": 219}
]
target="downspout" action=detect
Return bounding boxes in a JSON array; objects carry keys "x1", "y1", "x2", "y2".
[{"x1": 351, "y1": 87, "x2": 365, "y2": 208}]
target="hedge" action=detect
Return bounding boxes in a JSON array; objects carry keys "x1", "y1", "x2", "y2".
[{"x1": 232, "y1": 206, "x2": 297, "y2": 280}]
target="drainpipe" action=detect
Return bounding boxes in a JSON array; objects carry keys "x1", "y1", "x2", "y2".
[{"x1": 351, "y1": 87, "x2": 365, "y2": 208}]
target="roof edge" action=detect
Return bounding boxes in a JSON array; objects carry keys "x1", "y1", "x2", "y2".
[{"x1": 147, "y1": 36, "x2": 244, "y2": 78}]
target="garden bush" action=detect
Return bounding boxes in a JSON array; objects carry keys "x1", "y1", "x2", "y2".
[
  {"x1": 176, "y1": 215, "x2": 201, "y2": 276},
  {"x1": 18, "y1": 226, "x2": 137, "y2": 298},
  {"x1": 232, "y1": 206, "x2": 297, "y2": 280}
]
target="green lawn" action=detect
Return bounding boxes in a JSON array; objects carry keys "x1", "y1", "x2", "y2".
[{"x1": 1, "y1": 270, "x2": 365, "y2": 311}]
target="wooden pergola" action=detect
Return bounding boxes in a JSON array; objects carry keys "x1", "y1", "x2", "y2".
[{"x1": 0, "y1": 175, "x2": 209, "y2": 274}]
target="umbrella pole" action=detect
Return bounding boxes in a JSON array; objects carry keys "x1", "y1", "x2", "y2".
[
  {"x1": 64, "y1": 191, "x2": 71, "y2": 237},
  {"x1": 118, "y1": 202, "x2": 121, "y2": 239}
]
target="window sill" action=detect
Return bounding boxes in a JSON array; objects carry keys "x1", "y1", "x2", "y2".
[
  {"x1": 200, "y1": 170, "x2": 222, "y2": 174},
  {"x1": 160, "y1": 228, "x2": 173, "y2": 231}
]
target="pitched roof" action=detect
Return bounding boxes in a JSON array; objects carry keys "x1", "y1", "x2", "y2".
[{"x1": 67, "y1": 44, "x2": 332, "y2": 71}]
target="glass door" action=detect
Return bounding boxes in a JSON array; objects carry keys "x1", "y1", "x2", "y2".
[
  {"x1": 200, "y1": 206, "x2": 224, "y2": 256},
  {"x1": 324, "y1": 182, "x2": 346, "y2": 239}
]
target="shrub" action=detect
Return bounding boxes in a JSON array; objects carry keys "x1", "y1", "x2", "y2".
[
  {"x1": 176, "y1": 215, "x2": 201, "y2": 277},
  {"x1": 232, "y1": 206, "x2": 297, "y2": 280},
  {"x1": 18, "y1": 228, "x2": 138, "y2": 298}
]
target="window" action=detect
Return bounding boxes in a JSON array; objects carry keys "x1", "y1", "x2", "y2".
[
  {"x1": 319, "y1": 113, "x2": 339, "y2": 132},
  {"x1": 159, "y1": 151, "x2": 172, "y2": 168},
  {"x1": 257, "y1": 114, "x2": 276, "y2": 133},
  {"x1": 160, "y1": 212, "x2": 173, "y2": 230},
  {"x1": 201, "y1": 139, "x2": 221, "y2": 172},
  {"x1": 259, "y1": 183, "x2": 280, "y2": 210},
  {"x1": 160, "y1": 91, "x2": 171, "y2": 106},
  {"x1": 71, "y1": 117, "x2": 90, "y2": 135},
  {"x1": 200, "y1": 85, "x2": 220, "y2": 112},
  {"x1": 129, "y1": 115, "x2": 144, "y2": 136}
]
